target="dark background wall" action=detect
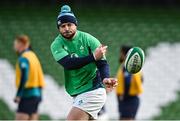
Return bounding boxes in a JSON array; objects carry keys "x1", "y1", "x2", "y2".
[{"x1": 0, "y1": 0, "x2": 180, "y2": 7}]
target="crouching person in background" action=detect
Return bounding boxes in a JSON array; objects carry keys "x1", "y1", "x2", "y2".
[
  {"x1": 14, "y1": 35, "x2": 45, "y2": 120},
  {"x1": 116, "y1": 45, "x2": 143, "y2": 120}
]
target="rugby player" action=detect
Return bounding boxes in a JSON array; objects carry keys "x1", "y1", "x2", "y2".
[{"x1": 51, "y1": 5, "x2": 117, "y2": 120}]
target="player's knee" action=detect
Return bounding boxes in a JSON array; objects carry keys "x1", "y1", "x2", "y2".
[{"x1": 15, "y1": 112, "x2": 29, "y2": 120}]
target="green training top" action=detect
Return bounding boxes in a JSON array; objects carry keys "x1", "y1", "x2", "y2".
[{"x1": 51, "y1": 30, "x2": 105, "y2": 96}]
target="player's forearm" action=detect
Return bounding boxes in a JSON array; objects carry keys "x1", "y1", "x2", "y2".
[
  {"x1": 96, "y1": 60, "x2": 110, "y2": 79},
  {"x1": 58, "y1": 54, "x2": 95, "y2": 70}
]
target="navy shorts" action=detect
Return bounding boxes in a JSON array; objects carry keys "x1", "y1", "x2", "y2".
[
  {"x1": 17, "y1": 97, "x2": 41, "y2": 115},
  {"x1": 117, "y1": 96, "x2": 140, "y2": 119}
]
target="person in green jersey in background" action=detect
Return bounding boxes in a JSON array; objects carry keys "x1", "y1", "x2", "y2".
[{"x1": 51, "y1": 5, "x2": 117, "y2": 120}]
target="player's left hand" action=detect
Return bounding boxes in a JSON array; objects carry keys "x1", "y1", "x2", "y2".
[
  {"x1": 103, "y1": 78, "x2": 118, "y2": 92},
  {"x1": 14, "y1": 96, "x2": 21, "y2": 104}
]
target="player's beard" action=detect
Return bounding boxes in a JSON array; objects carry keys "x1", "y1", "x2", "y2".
[{"x1": 61, "y1": 30, "x2": 76, "y2": 40}]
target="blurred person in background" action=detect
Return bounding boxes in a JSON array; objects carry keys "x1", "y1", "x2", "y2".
[
  {"x1": 116, "y1": 45, "x2": 143, "y2": 120},
  {"x1": 51, "y1": 5, "x2": 117, "y2": 120},
  {"x1": 98, "y1": 106, "x2": 108, "y2": 119},
  {"x1": 14, "y1": 35, "x2": 45, "y2": 120}
]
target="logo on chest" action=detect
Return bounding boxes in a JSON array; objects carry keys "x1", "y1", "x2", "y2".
[
  {"x1": 80, "y1": 45, "x2": 84, "y2": 50},
  {"x1": 70, "y1": 53, "x2": 79, "y2": 58},
  {"x1": 63, "y1": 45, "x2": 86, "y2": 57}
]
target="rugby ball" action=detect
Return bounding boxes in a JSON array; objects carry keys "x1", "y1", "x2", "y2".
[{"x1": 124, "y1": 47, "x2": 145, "y2": 74}]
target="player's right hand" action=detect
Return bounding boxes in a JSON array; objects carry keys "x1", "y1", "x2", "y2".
[
  {"x1": 93, "y1": 45, "x2": 108, "y2": 60},
  {"x1": 103, "y1": 78, "x2": 118, "y2": 92}
]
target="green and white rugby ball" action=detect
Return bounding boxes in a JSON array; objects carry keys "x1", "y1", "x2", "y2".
[{"x1": 124, "y1": 47, "x2": 145, "y2": 74}]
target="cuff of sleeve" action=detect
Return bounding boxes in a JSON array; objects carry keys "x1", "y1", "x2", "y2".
[
  {"x1": 90, "y1": 54, "x2": 96, "y2": 61},
  {"x1": 16, "y1": 92, "x2": 23, "y2": 97},
  {"x1": 92, "y1": 53, "x2": 96, "y2": 60}
]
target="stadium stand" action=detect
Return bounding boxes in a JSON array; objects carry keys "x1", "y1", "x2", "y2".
[
  {"x1": 1, "y1": 43, "x2": 180, "y2": 119},
  {"x1": 0, "y1": 7, "x2": 180, "y2": 119}
]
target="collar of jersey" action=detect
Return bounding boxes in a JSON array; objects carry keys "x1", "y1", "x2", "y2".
[{"x1": 19, "y1": 49, "x2": 30, "y2": 56}]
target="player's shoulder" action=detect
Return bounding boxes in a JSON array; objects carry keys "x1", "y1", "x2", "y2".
[
  {"x1": 18, "y1": 57, "x2": 29, "y2": 68},
  {"x1": 78, "y1": 30, "x2": 99, "y2": 42},
  {"x1": 18, "y1": 56, "x2": 28, "y2": 62},
  {"x1": 133, "y1": 71, "x2": 143, "y2": 77},
  {"x1": 77, "y1": 30, "x2": 93, "y2": 38},
  {"x1": 22, "y1": 50, "x2": 34, "y2": 56},
  {"x1": 53, "y1": 34, "x2": 62, "y2": 43},
  {"x1": 51, "y1": 35, "x2": 62, "y2": 48}
]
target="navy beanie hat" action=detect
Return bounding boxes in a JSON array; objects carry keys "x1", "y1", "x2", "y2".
[{"x1": 57, "y1": 5, "x2": 77, "y2": 28}]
